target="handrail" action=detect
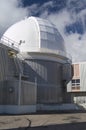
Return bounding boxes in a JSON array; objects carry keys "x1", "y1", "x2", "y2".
[{"x1": 1, "y1": 35, "x2": 19, "y2": 52}]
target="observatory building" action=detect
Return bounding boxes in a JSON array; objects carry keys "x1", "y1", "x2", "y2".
[{"x1": 0, "y1": 17, "x2": 72, "y2": 114}]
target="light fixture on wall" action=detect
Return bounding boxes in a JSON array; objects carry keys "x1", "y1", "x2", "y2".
[{"x1": 8, "y1": 87, "x2": 14, "y2": 93}]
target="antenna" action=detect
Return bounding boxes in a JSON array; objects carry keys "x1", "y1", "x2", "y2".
[{"x1": 19, "y1": 40, "x2": 25, "y2": 45}]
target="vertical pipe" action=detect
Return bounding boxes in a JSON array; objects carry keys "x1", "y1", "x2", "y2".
[
  {"x1": 35, "y1": 77, "x2": 37, "y2": 105},
  {"x1": 18, "y1": 73, "x2": 21, "y2": 105},
  {"x1": 35, "y1": 77, "x2": 37, "y2": 87}
]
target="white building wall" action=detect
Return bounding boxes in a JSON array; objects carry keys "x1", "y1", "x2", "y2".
[{"x1": 80, "y1": 63, "x2": 86, "y2": 91}]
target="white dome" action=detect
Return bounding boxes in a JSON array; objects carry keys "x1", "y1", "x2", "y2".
[{"x1": 1, "y1": 16, "x2": 66, "y2": 53}]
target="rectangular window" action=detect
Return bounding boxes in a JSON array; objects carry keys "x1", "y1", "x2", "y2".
[
  {"x1": 72, "y1": 86, "x2": 76, "y2": 90},
  {"x1": 76, "y1": 86, "x2": 80, "y2": 90},
  {"x1": 72, "y1": 86, "x2": 80, "y2": 90},
  {"x1": 41, "y1": 31, "x2": 47, "y2": 40},
  {"x1": 72, "y1": 79, "x2": 80, "y2": 85},
  {"x1": 72, "y1": 80, "x2": 75, "y2": 83},
  {"x1": 71, "y1": 79, "x2": 80, "y2": 90}
]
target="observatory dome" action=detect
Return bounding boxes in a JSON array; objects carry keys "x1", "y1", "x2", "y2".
[{"x1": 1, "y1": 16, "x2": 66, "y2": 54}]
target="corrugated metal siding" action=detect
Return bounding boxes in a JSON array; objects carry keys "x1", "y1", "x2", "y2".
[
  {"x1": 0, "y1": 47, "x2": 19, "y2": 81},
  {"x1": 37, "y1": 85, "x2": 62, "y2": 104},
  {"x1": 62, "y1": 64, "x2": 71, "y2": 81},
  {"x1": 23, "y1": 59, "x2": 62, "y2": 85},
  {"x1": 4, "y1": 80, "x2": 18, "y2": 105},
  {"x1": 23, "y1": 59, "x2": 63, "y2": 104},
  {"x1": 0, "y1": 47, "x2": 8, "y2": 81},
  {"x1": 0, "y1": 47, "x2": 9, "y2": 104},
  {"x1": 0, "y1": 82, "x2": 4, "y2": 104},
  {"x1": 0, "y1": 80, "x2": 18, "y2": 105},
  {"x1": 7, "y1": 56, "x2": 22, "y2": 78},
  {"x1": 21, "y1": 81, "x2": 36, "y2": 105},
  {"x1": 0, "y1": 80, "x2": 36, "y2": 105},
  {"x1": 80, "y1": 63, "x2": 86, "y2": 91}
]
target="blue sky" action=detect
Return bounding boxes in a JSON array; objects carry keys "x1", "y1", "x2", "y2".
[
  {"x1": 22, "y1": 0, "x2": 67, "y2": 14},
  {"x1": 22, "y1": 0, "x2": 51, "y2": 6},
  {"x1": 0, "y1": 0, "x2": 86, "y2": 62}
]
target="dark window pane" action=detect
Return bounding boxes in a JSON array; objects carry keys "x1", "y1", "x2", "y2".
[
  {"x1": 72, "y1": 80, "x2": 75, "y2": 83},
  {"x1": 72, "y1": 83, "x2": 75, "y2": 86},
  {"x1": 76, "y1": 79, "x2": 80, "y2": 83},
  {"x1": 76, "y1": 83, "x2": 80, "y2": 86}
]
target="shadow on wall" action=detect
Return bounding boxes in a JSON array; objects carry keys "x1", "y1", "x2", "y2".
[{"x1": 6, "y1": 122, "x2": 86, "y2": 130}]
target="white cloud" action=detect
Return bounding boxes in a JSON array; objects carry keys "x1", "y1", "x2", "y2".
[
  {"x1": 45, "y1": 10, "x2": 77, "y2": 61},
  {"x1": 27, "y1": 1, "x2": 54, "y2": 18},
  {"x1": 47, "y1": 9, "x2": 71, "y2": 33},
  {"x1": 0, "y1": 0, "x2": 28, "y2": 37},
  {"x1": 0, "y1": 1, "x2": 53, "y2": 37},
  {"x1": 39, "y1": 1, "x2": 86, "y2": 62}
]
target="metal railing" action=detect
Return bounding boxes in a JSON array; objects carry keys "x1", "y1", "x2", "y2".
[{"x1": 0, "y1": 35, "x2": 19, "y2": 52}]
